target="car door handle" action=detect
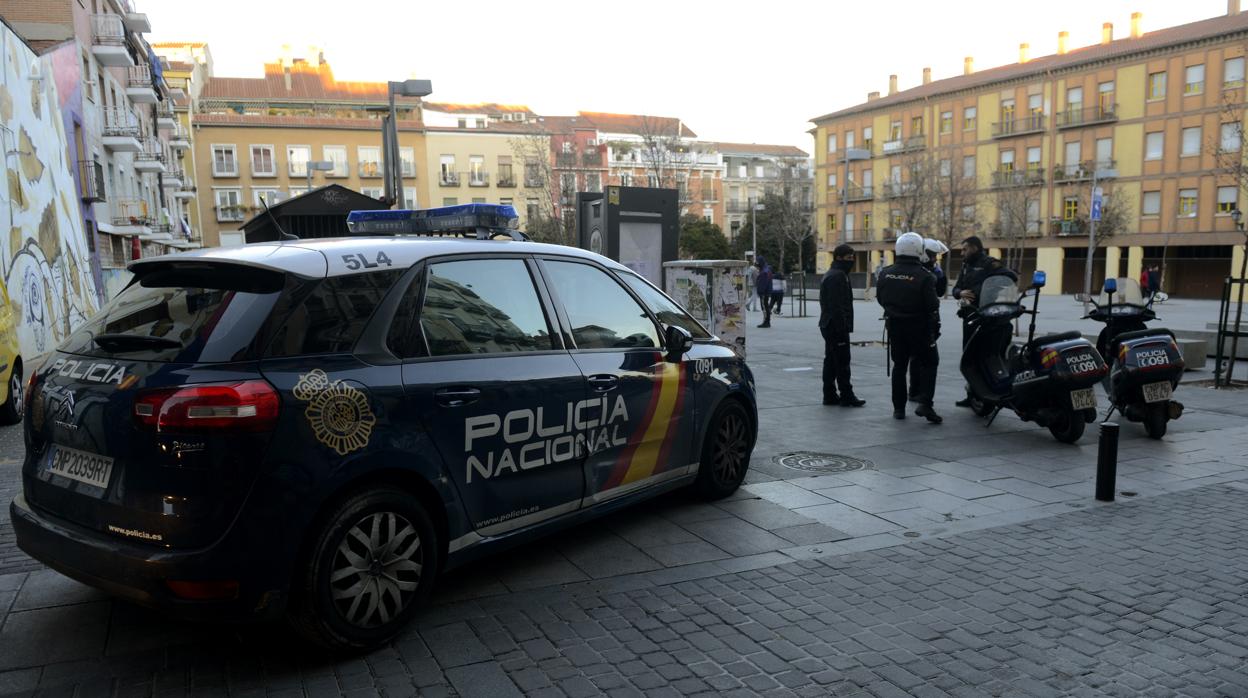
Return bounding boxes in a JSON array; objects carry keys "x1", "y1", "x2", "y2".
[
  {"x1": 588, "y1": 375, "x2": 619, "y2": 392},
  {"x1": 435, "y1": 387, "x2": 481, "y2": 407}
]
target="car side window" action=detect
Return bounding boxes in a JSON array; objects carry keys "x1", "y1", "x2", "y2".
[
  {"x1": 543, "y1": 260, "x2": 660, "y2": 350},
  {"x1": 420, "y1": 258, "x2": 554, "y2": 357},
  {"x1": 268, "y1": 270, "x2": 403, "y2": 357},
  {"x1": 386, "y1": 268, "x2": 426, "y2": 359},
  {"x1": 618, "y1": 271, "x2": 712, "y2": 340}
]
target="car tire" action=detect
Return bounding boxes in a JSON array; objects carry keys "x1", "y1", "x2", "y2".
[
  {"x1": 0, "y1": 362, "x2": 23, "y2": 425},
  {"x1": 693, "y1": 400, "x2": 752, "y2": 500},
  {"x1": 289, "y1": 486, "x2": 439, "y2": 652}
]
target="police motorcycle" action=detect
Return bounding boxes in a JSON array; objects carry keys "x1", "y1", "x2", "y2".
[
  {"x1": 1076, "y1": 277, "x2": 1185, "y2": 439},
  {"x1": 961, "y1": 270, "x2": 1108, "y2": 443}
]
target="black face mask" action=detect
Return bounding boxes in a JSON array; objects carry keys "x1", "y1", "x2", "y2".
[{"x1": 833, "y1": 258, "x2": 854, "y2": 272}]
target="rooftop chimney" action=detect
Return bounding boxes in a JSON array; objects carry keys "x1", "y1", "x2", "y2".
[
  {"x1": 922, "y1": 67, "x2": 932, "y2": 85},
  {"x1": 1058, "y1": 31, "x2": 1069, "y2": 55},
  {"x1": 1131, "y1": 12, "x2": 1143, "y2": 38},
  {"x1": 964, "y1": 56, "x2": 974, "y2": 75},
  {"x1": 1231, "y1": 0, "x2": 1241, "y2": 15},
  {"x1": 868, "y1": 91, "x2": 880, "y2": 102},
  {"x1": 283, "y1": 66, "x2": 292, "y2": 91},
  {"x1": 888, "y1": 74, "x2": 898, "y2": 95},
  {"x1": 1102, "y1": 22, "x2": 1114, "y2": 44},
  {"x1": 1019, "y1": 43, "x2": 1030, "y2": 63}
]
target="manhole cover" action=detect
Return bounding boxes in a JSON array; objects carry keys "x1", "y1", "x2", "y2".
[{"x1": 774, "y1": 452, "x2": 874, "y2": 473}]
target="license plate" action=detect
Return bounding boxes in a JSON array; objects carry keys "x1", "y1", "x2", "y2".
[
  {"x1": 1070, "y1": 388, "x2": 1097, "y2": 410},
  {"x1": 46, "y1": 445, "x2": 114, "y2": 490},
  {"x1": 1142, "y1": 381, "x2": 1173, "y2": 404}
]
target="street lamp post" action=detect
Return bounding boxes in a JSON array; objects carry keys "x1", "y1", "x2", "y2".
[
  {"x1": 305, "y1": 160, "x2": 334, "y2": 192},
  {"x1": 384, "y1": 79, "x2": 433, "y2": 209},
  {"x1": 1083, "y1": 164, "x2": 1118, "y2": 306},
  {"x1": 752, "y1": 200, "x2": 765, "y2": 262}
]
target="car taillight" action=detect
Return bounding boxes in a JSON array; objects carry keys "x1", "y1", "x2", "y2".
[{"x1": 134, "y1": 380, "x2": 280, "y2": 433}]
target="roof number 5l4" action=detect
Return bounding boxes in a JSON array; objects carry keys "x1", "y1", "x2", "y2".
[{"x1": 341, "y1": 251, "x2": 394, "y2": 271}]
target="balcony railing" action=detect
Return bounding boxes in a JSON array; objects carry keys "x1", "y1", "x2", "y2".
[
  {"x1": 102, "y1": 108, "x2": 140, "y2": 137},
  {"x1": 468, "y1": 172, "x2": 490, "y2": 187},
  {"x1": 881, "y1": 182, "x2": 915, "y2": 199},
  {"x1": 582, "y1": 152, "x2": 603, "y2": 166},
  {"x1": 79, "y1": 161, "x2": 105, "y2": 202},
  {"x1": 112, "y1": 198, "x2": 151, "y2": 226},
  {"x1": 127, "y1": 65, "x2": 152, "y2": 88},
  {"x1": 91, "y1": 14, "x2": 125, "y2": 45},
  {"x1": 991, "y1": 168, "x2": 1045, "y2": 188},
  {"x1": 881, "y1": 135, "x2": 925, "y2": 155},
  {"x1": 135, "y1": 138, "x2": 165, "y2": 163},
  {"x1": 216, "y1": 205, "x2": 247, "y2": 222},
  {"x1": 1055, "y1": 104, "x2": 1118, "y2": 129},
  {"x1": 842, "y1": 184, "x2": 873, "y2": 202},
  {"x1": 358, "y1": 162, "x2": 382, "y2": 178},
  {"x1": 1052, "y1": 160, "x2": 1115, "y2": 184},
  {"x1": 556, "y1": 153, "x2": 578, "y2": 167},
  {"x1": 440, "y1": 172, "x2": 461, "y2": 186},
  {"x1": 497, "y1": 175, "x2": 517, "y2": 187},
  {"x1": 524, "y1": 175, "x2": 544, "y2": 188},
  {"x1": 991, "y1": 114, "x2": 1046, "y2": 138},
  {"x1": 1053, "y1": 219, "x2": 1089, "y2": 237}
]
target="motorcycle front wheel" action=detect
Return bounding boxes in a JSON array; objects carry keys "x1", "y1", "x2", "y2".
[{"x1": 1048, "y1": 410, "x2": 1086, "y2": 444}]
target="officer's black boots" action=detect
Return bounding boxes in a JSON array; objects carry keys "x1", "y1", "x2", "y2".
[{"x1": 915, "y1": 404, "x2": 944, "y2": 424}]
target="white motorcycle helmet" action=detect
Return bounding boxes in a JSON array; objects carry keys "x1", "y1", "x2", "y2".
[
  {"x1": 895, "y1": 232, "x2": 925, "y2": 259},
  {"x1": 922, "y1": 238, "x2": 950, "y2": 264}
]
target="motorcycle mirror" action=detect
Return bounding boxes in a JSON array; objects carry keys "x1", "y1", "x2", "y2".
[
  {"x1": 1074, "y1": 293, "x2": 1093, "y2": 303},
  {"x1": 1032, "y1": 270, "x2": 1047, "y2": 289},
  {"x1": 1103, "y1": 278, "x2": 1118, "y2": 294}
]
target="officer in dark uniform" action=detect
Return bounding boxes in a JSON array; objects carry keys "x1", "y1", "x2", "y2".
[
  {"x1": 951, "y1": 236, "x2": 1003, "y2": 407},
  {"x1": 819, "y1": 244, "x2": 865, "y2": 407},
  {"x1": 909, "y1": 238, "x2": 949, "y2": 401},
  {"x1": 877, "y1": 232, "x2": 942, "y2": 423}
]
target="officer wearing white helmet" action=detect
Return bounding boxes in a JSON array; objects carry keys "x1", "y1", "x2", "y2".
[
  {"x1": 876, "y1": 232, "x2": 942, "y2": 423},
  {"x1": 909, "y1": 238, "x2": 949, "y2": 402}
]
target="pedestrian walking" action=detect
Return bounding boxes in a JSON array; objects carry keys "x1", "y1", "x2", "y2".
[
  {"x1": 1147, "y1": 265, "x2": 1162, "y2": 300},
  {"x1": 820, "y1": 244, "x2": 865, "y2": 407},
  {"x1": 745, "y1": 263, "x2": 760, "y2": 311},
  {"x1": 877, "y1": 232, "x2": 942, "y2": 423},
  {"x1": 770, "y1": 272, "x2": 786, "y2": 316},
  {"x1": 951, "y1": 236, "x2": 1003, "y2": 408},
  {"x1": 756, "y1": 257, "x2": 774, "y2": 328}
]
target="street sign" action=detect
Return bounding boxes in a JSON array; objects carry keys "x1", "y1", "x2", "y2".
[{"x1": 1091, "y1": 187, "x2": 1103, "y2": 222}]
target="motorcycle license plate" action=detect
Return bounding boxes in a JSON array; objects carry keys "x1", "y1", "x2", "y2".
[
  {"x1": 1070, "y1": 388, "x2": 1097, "y2": 410},
  {"x1": 1142, "y1": 381, "x2": 1173, "y2": 404},
  {"x1": 44, "y1": 445, "x2": 114, "y2": 492}
]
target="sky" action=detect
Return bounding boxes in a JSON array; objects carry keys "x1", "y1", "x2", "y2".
[{"x1": 145, "y1": 0, "x2": 1230, "y2": 152}]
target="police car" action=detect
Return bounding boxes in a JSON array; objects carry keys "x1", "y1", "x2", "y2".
[{"x1": 11, "y1": 204, "x2": 757, "y2": 650}]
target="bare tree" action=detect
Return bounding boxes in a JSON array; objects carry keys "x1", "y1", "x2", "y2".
[
  {"x1": 993, "y1": 183, "x2": 1040, "y2": 273},
  {"x1": 931, "y1": 151, "x2": 980, "y2": 253},
  {"x1": 633, "y1": 116, "x2": 686, "y2": 190},
  {"x1": 883, "y1": 151, "x2": 940, "y2": 235},
  {"x1": 509, "y1": 132, "x2": 569, "y2": 245},
  {"x1": 773, "y1": 165, "x2": 816, "y2": 273}
]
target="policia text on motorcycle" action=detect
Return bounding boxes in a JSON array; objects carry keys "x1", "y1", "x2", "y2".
[{"x1": 876, "y1": 233, "x2": 943, "y2": 424}]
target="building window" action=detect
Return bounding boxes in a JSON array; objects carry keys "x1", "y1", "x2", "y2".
[
  {"x1": 249, "y1": 145, "x2": 275, "y2": 177},
  {"x1": 561, "y1": 141, "x2": 573, "y2": 154},
  {"x1": 1218, "y1": 186, "x2": 1237, "y2": 213},
  {"x1": 1066, "y1": 86, "x2": 1083, "y2": 111},
  {"x1": 827, "y1": 133, "x2": 837, "y2": 153},
  {"x1": 1000, "y1": 98, "x2": 1016, "y2": 123},
  {"x1": 473, "y1": 198, "x2": 487, "y2": 204},
  {"x1": 844, "y1": 214, "x2": 854, "y2": 234},
  {"x1": 1181, "y1": 126, "x2": 1202, "y2": 156},
  {"x1": 647, "y1": 174, "x2": 658, "y2": 188},
  {"x1": 862, "y1": 212, "x2": 872, "y2": 231},
  {"x1": 1148, "y1": 72, "x2": 1167, "y2": 100},
  {"x1": 1063, "y1": 197, "x2": 1079, "y2": 221},
  {"x1": 288, "y1": 187, "x2": 310, "y2": 198},
  {"x1": 1222, "y1": 123, "x2": 1242, "y2": 152},
  {"x1": 287, "y1": 145, "x2": 311, "y2": 177},
  {"x1": 1142, "y1": 191, "x2": 1161, "y2": 216},
  {"x1": 498, "y1": 157, "x2": 514, "y2": 186},
  {"x1": 358, "y1": 146, "x2": 382, "y2": 177},
  {"x1": 890, "y1": 210, "x2": 903, "y2": 229},
  {"x1": 439, "y1": 155, "x2": 456, "y2": 184},
  {"x1": 999, "y1": 149, "x2": 1015, "y2": 172},
  {"x1": 526, "y1": 198, "x2": 539, "y2": 221},
  {"x1": 212, "y1": 144, "x2": 238, "y2": 177},
  {"x1": 962, "y1": 155, "x2": 975, "y2": 179},
  {"x1": 1185, "y1": 64, "x2": 1205, "y2": 94},
  {"x1": 359, "y1": 187, "x2": 383, "y2": 199},
  {"x1": 1065, "y1": 141, "x2": 1082, "y2": 169},
  {"x1": 1095, "y1": 138, "x2": 1113, "y2": 168},
  {"x1": 961, "y1": 204, "x2": 975, "y2": 222},
  {"x1": 703, "y1": 208, "x2": 713, "y2": 223},
  {"x1": 1026, "y1": 147, "x2": 1041, "y2": 172},
  {"x1": 620, "y1": 172, "x2": 632, "y2": 187},
  {"x1": 890, "y1": 121, "x2": 902, "y2": 141},
  {"x1": 561, "y1": 173, "x2": 577, "y2": 198},
  {"x1": 939, "y1": 158, "x2": 951, "y2": 176},
  {"x1": 845, "y1": 131, "x2": 855, "y2": 149},
  {"x1": 910, "y1": 116, "x2": 923, "y2": 136},
  {"x1": 863, "y1": 126, "x2": 873, "y2": 150},
  {"x1": 586, "y1": 173, "x2": 602, "y2": 193},
  {"x1": 1028, "y1": 94, "x2": 1043, "y2": 116},
  {"x1": 214, "y1": 188, "x2": 243, "y2": 221},
  {"x1": 400, "y1": 147, "x2": 416, "y2": 178},
  {"x1": 963, "y1": 107, "x2": 976, "y2": 131},
  {"x1": 754, "y1": 164, "x2": 764, "y2": 178},
  {"x1": 1179, "y1": 189, "x2": 1198, "y2": 217},
  {"x1": 1226, "y1": 57, "x2": 1245, "y2": 89},
  {"x1": 443, "y1": 197, "x2": 459, "y2": 206},
  {"x1": 1097, "y1": 81, "x2": 1115, "y2": 114},
  {"x1": 827, "y1": 173, "x2": 837, "y2": 188},
  {"x1": 323, "y1": 145, "x2": 348, "y2": 177},
  {"x1": 827, "y1": 214, "x2": 836, "y2": 231},
  {"x1": 1145, "y1": 132, "x2": 1164, "y2": 160},
  {"x1": 940, "y1": 111, "x2": 953, "y2": 134},
  {"x1": 253, "y1": 188, "x2": 283, "y2": 207},
  {"x1": 469, "y1": 155, "x2": 486, "y2": 185}
]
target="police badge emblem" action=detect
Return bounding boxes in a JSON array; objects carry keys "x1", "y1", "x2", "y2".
[{"x1": 293, "y1": 369, "x2": 377, "y2": 456}]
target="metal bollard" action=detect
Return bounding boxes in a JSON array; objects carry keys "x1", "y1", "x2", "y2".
[{"x1": 1095, "y1": 422, "x2": 1120, "y2": 502}]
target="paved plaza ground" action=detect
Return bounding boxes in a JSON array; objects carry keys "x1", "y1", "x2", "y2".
[{"x1": 0, "y1": 295, "x2": 1246, "y2": 696}]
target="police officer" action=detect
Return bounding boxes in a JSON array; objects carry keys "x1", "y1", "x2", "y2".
[
  {"x1": 877, "y1": 233, "x2": 942, "y2": 423},
  {"x1": 819, "y1": 244, "x2": 865, "y2": 407},
  {"x1": 909, "y1": 238, "x2": 949, "y2": 401},
  {"x1": 951, "y1": 236, "x2": 1003, "y2": 407}
]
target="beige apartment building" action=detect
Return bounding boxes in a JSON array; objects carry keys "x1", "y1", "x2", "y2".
[
  {"x1": 812, "y1": 6, "x2": 1248, "y2": 298},
  {"x1": 717, "y1": 143, "x2": 813, "y2": 244},
  {"x1": 187, "y1": 51, "x2": 425, "y2": 247}
]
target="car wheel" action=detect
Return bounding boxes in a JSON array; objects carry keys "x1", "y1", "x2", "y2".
[
  {"x1": 693, "y1": 400, "x2": 752, "y2": 500},
  {"x1": 290, "y1": 486, "x2": 439, "y2": 651},
  {"x1": 0, "y1": 363, "x2": 23, "y2": 425}
]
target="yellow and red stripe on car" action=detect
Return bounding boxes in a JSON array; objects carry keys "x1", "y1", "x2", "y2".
[{"x1": 604, "y1": 359, "x2": 687, "y2": 490}]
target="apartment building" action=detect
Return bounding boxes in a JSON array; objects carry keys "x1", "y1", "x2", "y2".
[
  {"x1": 152, "y1": 42, "x2": 211, "y2": 245},
  {"x1": 542, "y1": 114, "x2": 608, "y2": 223},
  {"x1": 188, "y1": 51, "x2": 425, "y2": 247},
  {"x1": 2, "y1": 0, "x2": 193, "y2": 296},
  {"x1": 811, "y1": 6, "x2": 1248, "y2": 297},
  {"x1": 717, "y1": 143, "x2": 814, "y2": 243}
]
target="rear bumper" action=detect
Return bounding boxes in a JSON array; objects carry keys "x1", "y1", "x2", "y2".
[{"x1": 10, "y1": 493, "x2": 286, "y2": 622}]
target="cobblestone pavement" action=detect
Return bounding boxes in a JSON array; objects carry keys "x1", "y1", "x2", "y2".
[{"x1": 1, "y1": 484, "x2": 1247, "y2": 696}]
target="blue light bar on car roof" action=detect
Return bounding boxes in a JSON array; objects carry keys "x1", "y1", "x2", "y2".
[{"x1": 346, "y1": 203, "x2": 521, "y2": 236}]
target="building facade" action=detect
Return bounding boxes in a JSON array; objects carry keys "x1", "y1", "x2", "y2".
[
  {"x1": 187, "y1": 51, "x2": 425, "y2": 247},
  {"x1": 717, "y1": 143, "x2": 814, "y2": 244},
  {"x1": 811, "y1": 7, "x2": 1248, "y2": 297}
]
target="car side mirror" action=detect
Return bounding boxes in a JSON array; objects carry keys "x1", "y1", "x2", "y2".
[
  {"x1": 1031, "y1": 270, "x2": 1047, "y2": 289},
  {"x1": 1074, "y1": 293, "x2": 1093, "y2": 303},
  {"x1": 664, "y1": 325, "x2": 693, "y2": 363}
]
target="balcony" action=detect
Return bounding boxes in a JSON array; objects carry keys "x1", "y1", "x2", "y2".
[
  {"x1": 169, "y1": 125, "x2": 190, "y2": 151},
  {"x1": 1056, "y1": 104, "x2": 1118, "y2": 129},
  {"x1": 524, "y1": 175, "x2": 544, "y2": 188},
  {"x1": 991, "y1": 168, "x2": 1045, "y2": 188},
  {"x1": 497, "y1": 174, "x2": 517, "y2": 188},
  {"x1": 556, "y1": 153, "x2": 578, "y2": 167},
  {"x1": 174, "y1": 178, "x2": 196, "y2": 200},
  {"x1": 468, "y1": 172, "x2": 490, "y2": 187},
  {"x1": 842, "y1": 228, "x2": 875, "y2": 243},
  {"x1": 122, "y1": 11, "x2": 150, "y2": 32},
  {"x1": 216, "y1": 205, "x2": 247, "y2": 222},
  {"x1": 91, "y1": 14, "x2": 134, "y2": 67},
  {"x1": 78, "y1": 161, "x2": 105, "y2": 203},
  {"x1": 162, "y1": 167, "x2": 184, "y2": 189},
  {"x1": 112, "y1": 198, "x2": 152, "y2": 227},
  {"x1": 582, "y1": 152, "x2": 603, "y2": 167},
  {"x1": 126, "y1": 65, "x2": 157, "y2": 104},
  {"x1": 1053, "y1": 219, "x2": 1089, "y2": 237},
  {"x1": 881, "y1": 182, "x2": 915, "y2": 199},
  {"x1": 880, "y1": 135, "x2": 925, "y2": 156},
  {"x1": 156, "y1": 105, "x2": 176, "y2": 130},
  {"x1": 1053, "y1": 160, "x2": 1116, "y2": 184},
  {"x1": 134, "y1": 139, "x2": 166, "y2": 173},
  {"x1": 991, "y1": 114, "x2": 1046, "y2": 138},
  {"x1": 440, "y1": 172, "x2": 461, "y2": 187},
  {"x1": 842, "y1": 184, "x2": 874, "y2": 202}
]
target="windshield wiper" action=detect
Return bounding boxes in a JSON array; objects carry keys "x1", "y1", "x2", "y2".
[{"x1": 93, "y1": 333, "x2": 181, "y2": 352}]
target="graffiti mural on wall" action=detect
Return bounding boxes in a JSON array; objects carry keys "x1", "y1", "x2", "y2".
[{"x1": 1, "y1": 27, "x2": 100, "y2": 358}]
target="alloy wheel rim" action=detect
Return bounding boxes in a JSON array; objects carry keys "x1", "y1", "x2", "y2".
[
  {"x1": 712, "y1": 412, "x2": 748, "y2": 484},
  {"x1": 11, "y1": 373, "x2": 22, "y2": 418},
  {"x1": 330, "y1": 511, "x2": 422, "y2": 629}
]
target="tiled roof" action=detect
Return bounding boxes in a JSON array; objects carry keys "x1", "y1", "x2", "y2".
[
  {"x1": 712, "y1": 142, "x2": 809, "y2": 157},
  {"x1": 537, "y1": 115, "x2": 599, "y2": 132},
  {"x1": 200, "y1": 62, "x2": 421, "y2": 104},
  {"x1": 424, "y1": 102, "x2": 534, "y2": 115},
  {"x1": 812, "y1": 10, "x2": 1248, "y2": 123},
  {"x1": 192, "y1": 113, "x2": 424, "y2": 130},
  {"x1": 576, "y1": 111, "x2": 698, "y2": 138}
]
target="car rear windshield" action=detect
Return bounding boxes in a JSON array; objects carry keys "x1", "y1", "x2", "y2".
[{"x1": 61, "y1": 264, "x2": 287, "y2": 363}]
